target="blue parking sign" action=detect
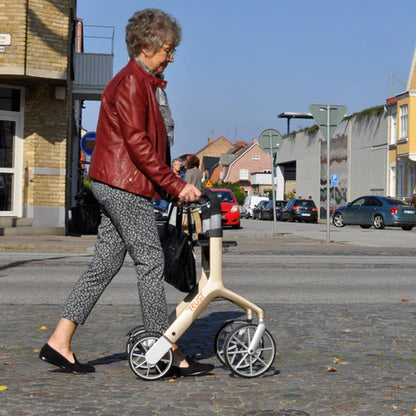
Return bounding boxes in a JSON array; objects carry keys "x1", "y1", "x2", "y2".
[{"x1": 331, "y1": 174, "x2": 338, "y2": 187}]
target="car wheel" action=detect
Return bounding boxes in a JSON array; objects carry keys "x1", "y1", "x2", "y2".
[
  {"x1": 332, "y1": 212, "x2": 345, "y2": 228},
  {"x1": 360, "y1": 225, "x2": 371, "y2": 229},
  {"x1": 372, "y1": 214, "x2": 385, "y2": 229},
  {"x1": 401, "y1": 225, "x2": 413, "y2": 231}
]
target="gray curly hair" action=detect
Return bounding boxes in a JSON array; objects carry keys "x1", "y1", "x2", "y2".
[{"x1": 126, "y1": 8, "x2": 182, "y2": 59}]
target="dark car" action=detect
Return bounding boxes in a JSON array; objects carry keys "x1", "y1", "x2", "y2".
[
  {"x1": 281, "y1": 198, "x2": 318, "y2": 223},
  {"x1": 261, "y1": 200, "x2": 287, "y2": 220},
  {"x1": 209, "y1": 188, "x2": 241, "y2": 228},
  {"x1": 252, "y1": 200, "x2": 269, "y2": 219},
  {"x1": 332, "y1": 195, "x2": 416, "y2": 230},
  {"x1": 153, "y1": 199, "x2": 169, "y2": 222}
]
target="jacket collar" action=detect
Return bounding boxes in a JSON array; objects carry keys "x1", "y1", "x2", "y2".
[{"x1": 131, "y1": 58, "x2": 167, "y2": 89}]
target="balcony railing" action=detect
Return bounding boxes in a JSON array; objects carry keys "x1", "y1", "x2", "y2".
[{"x1": 72, "y1": 25, "x2": 114, "y2": 100}]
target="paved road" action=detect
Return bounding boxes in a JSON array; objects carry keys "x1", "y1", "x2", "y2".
[
  {"x1": 232, "y1": 218, "x2": 416, "y2": 248},
  {"x1": 1, "y1": 222, "x2": 416, "y2": 415}
]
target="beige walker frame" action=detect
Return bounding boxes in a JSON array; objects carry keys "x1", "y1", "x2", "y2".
[{"x1": 145, "y1": 200, "x2": 267, "y2": 366}]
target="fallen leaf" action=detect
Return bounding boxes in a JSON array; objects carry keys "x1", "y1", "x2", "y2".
[
  {"x1": 327, "y1": 366, "x2": 337, "y2": 372},
  {"x1": 342, "y1": 329, "x2": 352, "y2": 333},
  {"x1": 333, "y1": 357, "x2": 349, "y2": 365},
  {"x1": 168, "y1": 378, "x2": 176, "y2": 382},
  {"x1": 3, "y1": 362, "x2": 11, "y2": 366},
  {"x1": 269, "y1": 318, "x2": 274, "y2": 322},
  {"x1": 402, "y1": 299, "x2": 411, "y2": 302},
  {"x1": 40, "y1": 326, "x2": 47, "y2": 330},
  {"x1": 33, "y1": 349, "x2": 40, "y2": 353},
  {"x1": 0, "y1": 386, "x2": 7, "y2": 391},
  {"x1": 392, "y1": 405, "x2": 398, "y2": 409}
]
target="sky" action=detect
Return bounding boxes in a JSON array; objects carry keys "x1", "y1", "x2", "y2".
[{"x1": 77, "y1": 0, "x2": 416, "y2": 157}]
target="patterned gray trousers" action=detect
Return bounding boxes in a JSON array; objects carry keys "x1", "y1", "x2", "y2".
[{"x1": 62, "y1": 180, "x2": 169, "y2": 332}]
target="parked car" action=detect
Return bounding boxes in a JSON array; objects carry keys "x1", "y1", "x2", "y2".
[
  {"x1": 252, "y1": 200, "x2": 269, "y2": 219},
  {"x1": 153, "y1": 199, "x2": 169, "y2": 222},
  {"x1": 241, "y1": 195, "x2": 269, "y2": 219},
  {"x1": 209, "y1": 188, "x2": 241, "y2": 228},
  {"x1": 332, "y1": 195, "x2": 416, "y2": 230},
  {"x1": 262, "y1": 200, "x2": 287, "y2": 220},
  {"x1": 281, "y1": 198, "x2": 318, "y2": 223}
]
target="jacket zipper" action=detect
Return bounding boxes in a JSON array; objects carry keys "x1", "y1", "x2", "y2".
[{"x1": 128, "y1": 169, "x2": 139, "y2": 182}]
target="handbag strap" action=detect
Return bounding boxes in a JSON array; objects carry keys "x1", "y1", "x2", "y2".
[{"x1": 164, "y1": 201, "x2": 194, "y2": 243}]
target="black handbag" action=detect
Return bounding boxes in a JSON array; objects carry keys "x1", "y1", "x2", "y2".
[{"x1": 159, "y1": 203, "x2": 196, "y2": 292}]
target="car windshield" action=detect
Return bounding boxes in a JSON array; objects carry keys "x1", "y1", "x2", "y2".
[
  {"x1": 296, "y1": 200, "x2": 315, "y2": 208},
  {"x1": 213, "y1": 191, "x2": 234, "y2": 203}
]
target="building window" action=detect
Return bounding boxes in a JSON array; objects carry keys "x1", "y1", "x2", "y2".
[
  {"x1": 390, "y1": 165, "x2": 396, "y2": 197},
  {"x1": 390, "y1": 110, "x2": 397, "y2": 145},
  {"x1": 252, "y1": 155, "x2": 259, "y2": 160},
  {"x1": 240, "y1": 168, "x2": 249, "y2": 180},
  {"x1": 397, "y1": 162, "x2": 405, "y2": 198},
  {"x1": 0, "y1": 88, "x2": 20, "y2": 112},
  {"x1": 400, "y1": 105, "x2": 408, "y2": 140},
  {"x1": 408, "y1": 164, "x2": 416, "y2": 197}
]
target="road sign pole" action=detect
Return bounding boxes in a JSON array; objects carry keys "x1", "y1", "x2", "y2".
[
  {"x1": 269, "y1": 131, "x2": 277, "y2": 233},
  {"x1": 309, "y1": 104, "x2": 347, "y2": 244},
  {"x1": 326, "y1": 105, "x2": 331, "y2": 243}
]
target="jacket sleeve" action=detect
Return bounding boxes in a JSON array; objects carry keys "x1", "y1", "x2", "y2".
[{"x1": 115, "y1": 74, "x2": 186, "y2": 197}]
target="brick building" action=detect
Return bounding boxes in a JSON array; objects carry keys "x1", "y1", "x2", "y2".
[{"x1": 0, "y1": 1, "x2": 112, "y2": 231}]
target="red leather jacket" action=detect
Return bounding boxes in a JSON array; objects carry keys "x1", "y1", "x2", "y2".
[{"x1": 89, "y1": 59, "x2": 186, "y2": 199}]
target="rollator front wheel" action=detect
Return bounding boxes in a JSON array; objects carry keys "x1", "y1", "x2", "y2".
[
  {"x1": 214, "y1": 320, "x2": 248, "y2": 364},
  {"x1": 223, "y1": 324, "x2": 276, "y2": 378},
  {"x1": 128, "y1": 332, "x2": 173, "y2": 380},
  {"x1": 126, "y1": 325, "x2": 145, "y2": 356}
]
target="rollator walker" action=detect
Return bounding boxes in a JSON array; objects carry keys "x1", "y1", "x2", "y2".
[{"x1": 126, "y1": 189, "x2": 276, "y2": 380}]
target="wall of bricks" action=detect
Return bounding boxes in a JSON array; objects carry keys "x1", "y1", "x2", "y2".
[
  {"x1": 0, "y1": 0, "x2": 73, "y2": 223},
  {"x1": 23, "y1": 83, "x2": 67, "y2": 208},
  {"x1": 0, "y1": 1, "x2": 26, "y2": 71},
  {"x1": 225, "y1": 143, "x2": 271, "y2": 183},
  {"x1": 0, "y1": 0, "x2": 71, "y2": 77},
  {"x1": 197, "y1": 137, "x2": 235, "y2": 161}
]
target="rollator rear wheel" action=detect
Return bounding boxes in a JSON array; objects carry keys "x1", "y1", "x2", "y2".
[
  {"x1": 223, "y1": 324, "x2": 276, "y2": 378},
  {"x1": 214, "y1": 320, "x2": 248, "y2": 364},
  {"x1": 128, "y1": 332, "x2": 173, "y2": 380}
]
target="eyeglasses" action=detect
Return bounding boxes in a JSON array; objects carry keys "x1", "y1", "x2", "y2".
[{"x1": 162, "y1": 47, "x2": 176, "y2": 57}]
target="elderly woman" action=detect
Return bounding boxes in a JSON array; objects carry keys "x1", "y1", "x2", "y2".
[{"x1": 39, "y1": 8, "x2": 214, "y2": 377}]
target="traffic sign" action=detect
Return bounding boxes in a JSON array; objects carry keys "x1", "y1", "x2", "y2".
[
  {"x1": 309, "y1": 105, "x2": 347, "y2": 140},
  {"x1": 205, "y1": 180, "x2": 213, "y2": 188},
  {"x1": 81, "y1": 132, "x2": 96, "y2": 156},
  {"x1": 258, "y1": 129, "x2": 282, "y2": 152},
  {"x1": 331, "y1": 174, "x2": 339, "y2": 187}
]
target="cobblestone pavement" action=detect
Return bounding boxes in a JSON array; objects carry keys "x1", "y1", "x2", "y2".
[
  {"x1": 1, "y1": 300, "x2": 416, "y2": 416},
  {"x1": 1, "y1": 234, "x2": 416, "y2": 415}
]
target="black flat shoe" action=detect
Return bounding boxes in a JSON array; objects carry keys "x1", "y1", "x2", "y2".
[
  {"x1": 171, "y1": 358, "x2": 215, "y2": 377},
  {"x1": 39, "y1": 343, "x2": 95, "y2": 373}
]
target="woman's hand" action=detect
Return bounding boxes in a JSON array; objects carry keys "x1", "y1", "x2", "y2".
[{"x1": 178, "y1": 184, "x2": 201, "y2": 203}]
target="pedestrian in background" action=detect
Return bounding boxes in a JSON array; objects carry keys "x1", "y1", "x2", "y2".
[
  {"x1": 39, "y1": 8, "x2": 213, "y2": 377},
  {"x1": 172, "y1": 158, "x2": 185, "y2": 179},
  {"x1": 410, "y1": 187, "x2": 416, "y2": 206},
  {"x1": 185, "y1": 155, "x2": 203, "y2": 236}
]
